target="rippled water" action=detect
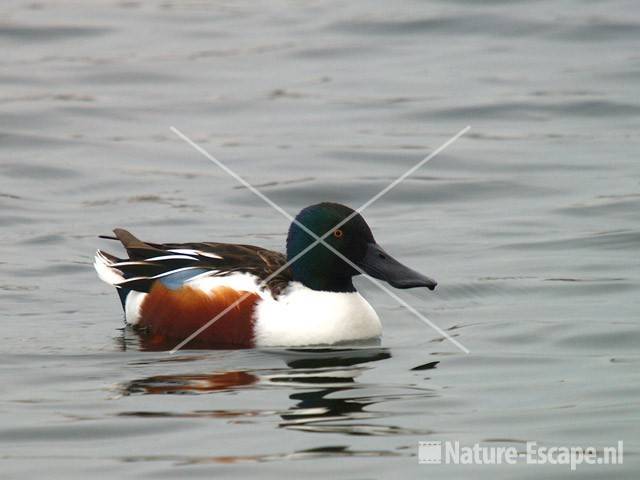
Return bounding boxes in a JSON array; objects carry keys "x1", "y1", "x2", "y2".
[{"x1": 2, "y1": 0, "x2": 639, "y2": 478}]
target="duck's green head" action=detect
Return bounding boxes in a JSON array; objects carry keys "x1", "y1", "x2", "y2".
[{"x1": 286, "y1": 202, "x2": 437, "y2": 293}]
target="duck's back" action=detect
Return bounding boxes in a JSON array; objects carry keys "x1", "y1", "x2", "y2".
[{"x1": 94, "y1": 229, "x2": 291, "y2": 348}]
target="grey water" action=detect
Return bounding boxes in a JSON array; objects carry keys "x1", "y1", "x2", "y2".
[{"x1": 1, "y1": 0, "x2": 639, "y2": 478}]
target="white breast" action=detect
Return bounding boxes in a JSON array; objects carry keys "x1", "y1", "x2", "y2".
[{"x1": 253, "y1": 282, "x2": 382, "y2": 347}]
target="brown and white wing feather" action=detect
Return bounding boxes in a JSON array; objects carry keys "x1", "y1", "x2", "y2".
[{"x1": 95, "y1": 229, "x2": 292, "y2": 295}]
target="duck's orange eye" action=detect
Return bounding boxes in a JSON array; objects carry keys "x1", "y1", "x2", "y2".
[{"x1": 333, "y1": 229, "x2": 344, "y2": 239}]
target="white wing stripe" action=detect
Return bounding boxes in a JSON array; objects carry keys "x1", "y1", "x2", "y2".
[
  {"x1": 114, "y1": 266, "x2": 203, "y2": 286},
  {"x1": 169, "y1": 249, "x2": 222, "y2": 260},
  {"x1": 111, "y1": 261, "x2": 156, "y2": 267},
  {"x1": 144, "y1": 254, "x2": 197, "y2": 262},
  {"x1": 199, "y1": 252, "x2": 223, "y2": 259}
]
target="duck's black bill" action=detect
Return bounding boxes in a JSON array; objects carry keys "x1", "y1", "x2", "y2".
[{"x1": 356, "y1": 243, "x2": 437, "y2": 290}]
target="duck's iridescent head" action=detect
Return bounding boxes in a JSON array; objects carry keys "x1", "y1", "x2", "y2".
[{"x1": 286, "y1": 202, "x2": 437, "y2": 293}]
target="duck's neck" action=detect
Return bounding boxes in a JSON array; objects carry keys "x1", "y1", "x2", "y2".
[
  {"x1": 286, "y1": 236, "x2": 358, "y2": 293},
  {"x1": 297, "y1": 275, "x2": 357, "y2": 293}
]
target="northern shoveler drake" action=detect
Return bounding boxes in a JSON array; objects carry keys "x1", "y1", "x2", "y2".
[{"x1": 94, "y1": 202, "x2": 436, "y2": 348}]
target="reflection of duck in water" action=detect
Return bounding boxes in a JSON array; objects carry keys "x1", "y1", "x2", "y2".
[
  {"x1": 123, "y1": 348, "x2": 388, "y2": 395},
  {"x1": 125, "y1": 370, "x2": 259, "y2": 395},
  {"x1": 121, "y1": 348, "x2": 438, "y2": 435},
  {"x1": 96, "y1": 203, "x2": 436, "y2": 349}
]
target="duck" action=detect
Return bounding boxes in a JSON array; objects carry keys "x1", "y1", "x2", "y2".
[{"x1": 94, "y1": 202, "x2": 437, "y2": 348}]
